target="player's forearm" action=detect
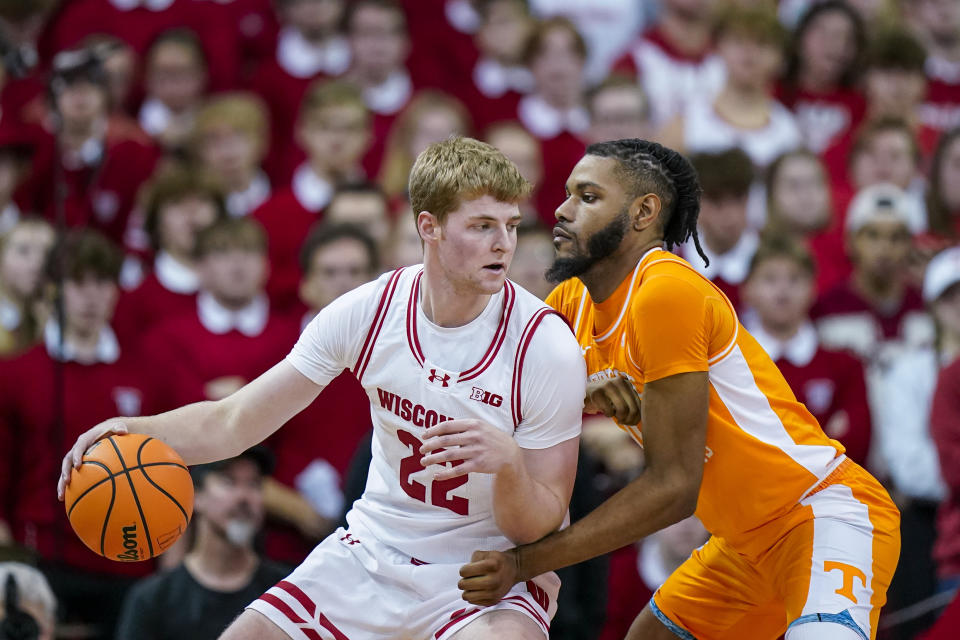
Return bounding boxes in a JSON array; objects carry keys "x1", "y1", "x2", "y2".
[
  {"x1": 121, "y1": 399, "x2": 242, "y2": 465},
  {"x1": 492, "y1": 461, "x2": 567, "y2": 544},
  {"x1": 512, "y1": 470, "x2": 696, "y2": 580}
]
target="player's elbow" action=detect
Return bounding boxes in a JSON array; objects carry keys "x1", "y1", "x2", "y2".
[{"x1": 498, "y1": 510, "x2": 564, "y2": 545}]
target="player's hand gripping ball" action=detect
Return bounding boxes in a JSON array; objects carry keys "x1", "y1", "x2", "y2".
[{"x1": 63, "y1": 433, "x2": 193, "y2": 561}]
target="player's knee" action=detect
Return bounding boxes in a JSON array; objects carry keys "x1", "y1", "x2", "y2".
[
  {"x1": 449, "y1": 609, "x2": 544, "y2": 639},
  {"x1": 785, "y1": 615, "x2": 867, "y2": 640},
  {"x1": 219, "y1": 609, "x2": 288, "y2": 640}
]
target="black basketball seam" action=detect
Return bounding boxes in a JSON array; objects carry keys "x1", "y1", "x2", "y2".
[
  {"x1": 107, "y1": 436, "x2": 155, "y2": 558},
  {"x1": 99, "y1": 465, "x2": 117, "y2": 557},
  {"x1": 66, "y1": 462, "x2": 188, "y2": 518},
  {"x1": 67, "y1": 459, "x2": 112, "y2": 518},
  {"x1": 136, "y1": 438, "x2": 189, "y2": 522}
]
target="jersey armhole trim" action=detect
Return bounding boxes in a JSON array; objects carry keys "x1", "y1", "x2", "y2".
[
  {"x1": 353, "y1": 268, "x2": 404, "y2": 381},
  {"x1": 510, "y1": 308, "x2": 564, "y2": 430}
]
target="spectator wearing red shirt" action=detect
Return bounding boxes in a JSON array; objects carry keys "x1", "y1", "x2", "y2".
[
  {"x1": 0, "y1": 116, "x2": 36, "y2": 236},
  {"x1": 823, "y1": 30, "x2": 937, "y2": 195},
  {"x1": 26, "y1": 47, "x2": 159, "y2": 248},
  {"x1": 249, "y1": 0, "x2": 349, "y2": 185},
  {"x1": 765, "y1": 150, "x2": 849, "y2": 294},
  {"x1": 378, "y1": 91, "x2": 471, "y2": 201},
  {"x1": 114, "y1": 163, "x2": 227, "y2": 344},
  {"x1": 343, "y1": 0, "x2": 416, "y2": 179},
  {"x1": 681, "y1": 148, "x2": 756, "y2": 314},
  {"x1": 454, "y1": 0, "x2": 533, "y2": 132},
  {"x1": 0, "y1": 218, "x2": 54, "y2": 359},
  {"x1": 777, "y1": 1, "x2": 867, "y2": 155},
  {"x1": 911, "y1": 0, "x2": 960, "y2": 134},
  {"x1": 0, "y1": 229, "x2": 160, "y2": 639},
  {"x1": 742, "y1": 236, "x2": 872, "y2": 466},
  {"x1": 141, "y1": 217, "x2": 297, "y2": 410},
  {"x1": 192, "y1": 93, "x2": 272, "y2": 218},
  {"x1": 0, "y1": 1, "x2": 57, "y2": 128},
  {"x1": 264, "y1": 222, "x2": 378, "y2": 564},
  {"x1": 138, "y1": 29, "x2": 209, "y2": 154},
  {"x1": 516, "y1": 17, "x2": 589, "y2": 226},
  {"x1": 253, "y1": 79, "x2": 371, "y2": 309},
  {"x1": 814, "y1": 184, "x2": 932, "y2": 364},
  {"x1": 611, "y1": 0, "x2": 725, "y2": 128}
]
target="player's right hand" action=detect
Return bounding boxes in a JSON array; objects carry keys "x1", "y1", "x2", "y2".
[
  {"x1": 57, "y1": 418, "x2": 129, "y2": 501},
  {"x1": 584, "y1": 375, "x2": 642, "y2": 425}
]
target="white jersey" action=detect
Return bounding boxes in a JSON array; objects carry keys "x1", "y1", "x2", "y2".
[{"x1": 286, "y1": 266, "x2": 585, "y2": 563}]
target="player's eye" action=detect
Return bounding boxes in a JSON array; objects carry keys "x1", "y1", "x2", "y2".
[{"x1": 582, "y1": 193, "x2": 597, "y2": 203}]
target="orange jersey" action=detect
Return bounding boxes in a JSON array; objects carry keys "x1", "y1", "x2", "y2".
[{"x1": 547, "y1": 248, "x2": 846, "y2": 553}]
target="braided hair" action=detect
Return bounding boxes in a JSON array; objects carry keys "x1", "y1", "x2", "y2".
[{"x1": 585, "y1": 139, "x2": 709, "y2": 267}]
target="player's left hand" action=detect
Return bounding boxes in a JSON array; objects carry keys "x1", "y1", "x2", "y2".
[
  {"x1": 420, "y1": 419, "x2": 520, "y2": 481},
  {"x1": 458, "y1": 549, "x2": 519, "y2": 606}
]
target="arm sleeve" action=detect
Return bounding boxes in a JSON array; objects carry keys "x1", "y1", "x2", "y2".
[
  {"x1": 515, "y1": 313, "x2": 585, "y2": 449},
  {"x1": 631, "y1": 274, "x2": 711, "y2": 382},
  {"x1": 285, "y1": 277, "x2": 385, "y2": 386}
]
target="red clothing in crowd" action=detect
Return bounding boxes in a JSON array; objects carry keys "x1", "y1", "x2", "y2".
[
  {"x1": 920, "y1": 57, "x2": 960, "y2": 135},
  {"x1": 112, "y1": 256, "x2": 200, "y2": 346},
  {"x1": 598, "y1": 544, "x2": 653, "y2": 640},
  {"x1": 21, "y1": 136, "x2": 159, "y2": 248},
  {"x1": 141, "y1": 294, "x2": 296, "y2": 408},
  {"x1": 812, "y1": 280, "x2": 928, "y2": 346},
  {"x1": 264, "y1": 364, "x2": 372, "y2": 564},
  {"x1": 44, "y1": 0, "x2": 243, "y2": 91},
  {"x1": 252, "y1": 173, "x2": 329, "y2": 310},
  {"x1": 0, "y1": 337, "x2": 159, "y2": 578},
  {"x1": 931, "y1": 356, "x2": 960, "y2": 581},
  {"x1": 750, "y1": 323, "x2": 872, "y2": 466},
  {"x1": 918, "y1": 592, "x2": 960, "y2": 640},
  {"x1": 775, "y1": 85, "x2": 867, "y2": 155},
  {"x1": 401, "y1": 0, "x2": 480, "y2": 96}
]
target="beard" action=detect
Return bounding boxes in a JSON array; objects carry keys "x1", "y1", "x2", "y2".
[{"x1": 546, "y1": 208, "x2": 630, "y2": 284}]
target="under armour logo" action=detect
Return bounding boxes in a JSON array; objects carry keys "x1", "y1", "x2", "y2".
[
  {"x1": 339, "y1": 533, "x2": 361, "y2": 545},
  {"x1": 427, "y1": 369, "x2": 451, "y2": 387}
]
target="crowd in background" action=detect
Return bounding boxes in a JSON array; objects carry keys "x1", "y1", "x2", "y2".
[{"x1": 0, "y1": 0, "x2": 959, "y2": 638}]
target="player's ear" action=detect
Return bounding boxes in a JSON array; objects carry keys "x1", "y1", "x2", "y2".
[
  {"x1": 631, "y1": 193, "x2": 662, "y2": 231},
  {"x1": 417, "y1": 211, "x2": 442, "y2": 243}
]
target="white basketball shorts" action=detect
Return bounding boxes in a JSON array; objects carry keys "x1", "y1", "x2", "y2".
[{"x1": 247, "y1": 526, "x2": 560, "y2": 640}]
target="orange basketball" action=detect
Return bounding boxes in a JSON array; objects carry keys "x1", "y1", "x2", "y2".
[{"x1": 64, "y1": 433, "x2": 194, "y2": 562}]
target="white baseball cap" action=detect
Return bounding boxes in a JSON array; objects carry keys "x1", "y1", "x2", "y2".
[
  {"x1": 924, "y1": 246, "x2": 960, "y2": 304},
  {"x1": 845, "y1": 183, "x2": 925, "y2": 235}
]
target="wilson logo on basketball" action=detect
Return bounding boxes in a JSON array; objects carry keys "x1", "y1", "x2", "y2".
[{"x1": 117, "y1": 524, "x2": 140, "y2": 561}]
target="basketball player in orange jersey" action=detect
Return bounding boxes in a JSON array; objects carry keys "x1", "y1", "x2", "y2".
[{"x1": 458, "y1": 139, "x2": 901, "y2": 640}]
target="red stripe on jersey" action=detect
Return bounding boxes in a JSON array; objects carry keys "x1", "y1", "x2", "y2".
[
  {"x1": 511, "y1": 309, "x2": 562, "y2": 428},
  {"x1": 502, "y1": 595, "x2": 550, "y2": 631},
  {"x1": 525, "y1": 580, "x2": 550, "y2": 611},
  {"x1": 354, "y1": 268, "x2": 404, "y2": 381},
  {"x1": 459, "y1": 281, "x2": 515, "y2": 383},
  {"x1": 317, "y1": 613, "x2": 351, "y2": 640},
  {"x1": 434, "y1": 607, "x2": 482, "y2": 639},
  {"x1": 258, "y1": 593, "x2": 306, "y2": 624},
  {"x1": 303, "y1": 629, "x2": 324, "y2": 640},
  {"x1": 406, "y1": 271, "x2": 426, "y2": 366},
  {"x1": 276, "y1": 580, "x2": 317, "y2": 618}
]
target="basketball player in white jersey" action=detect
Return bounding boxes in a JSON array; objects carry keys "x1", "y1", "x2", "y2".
[{"x1": 56, "y1": 138, "x2": 586, "y2": 640}]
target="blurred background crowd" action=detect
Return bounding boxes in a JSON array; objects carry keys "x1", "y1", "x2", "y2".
[{"x1": 0, "y1": 0, "x2": 959, "y2": 639}]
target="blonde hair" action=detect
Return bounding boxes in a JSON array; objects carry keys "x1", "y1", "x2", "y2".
[
  {"x1": 193, "y1": 92, "x2": 269, "y2": 155},
  {"x1": 408, "y1": 137, "x2": 530, "y2": 224},
  {"x1": 378, "y1": 90, "x2": 472, "y2": 198}
]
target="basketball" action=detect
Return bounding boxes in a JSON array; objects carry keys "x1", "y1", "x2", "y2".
[{"x1": 64, "y1": 433, "x2": 194, "y2": 562}]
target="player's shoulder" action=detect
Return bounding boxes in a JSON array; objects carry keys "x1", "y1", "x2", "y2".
[{"x1": 542, "y1": 277, "x2": 586, "y2": 316}]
